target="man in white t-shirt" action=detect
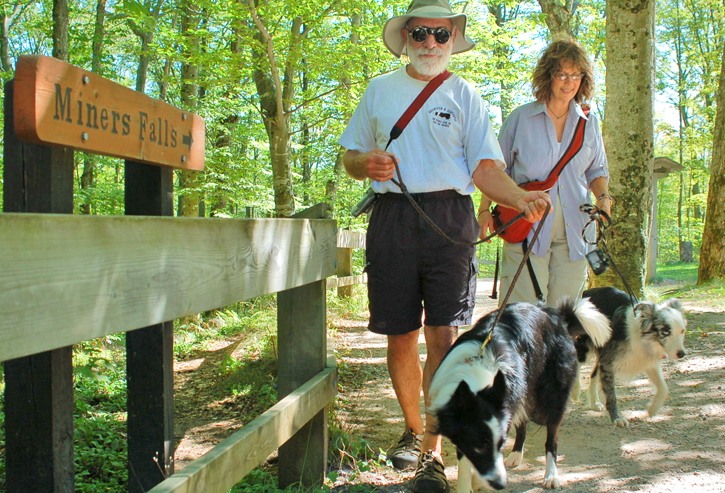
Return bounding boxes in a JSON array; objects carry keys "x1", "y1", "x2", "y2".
[{"x1": 338, "y1": 1, "x2": 550, "y2": 490}]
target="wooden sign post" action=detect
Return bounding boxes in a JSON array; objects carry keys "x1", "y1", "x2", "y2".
[{"x1": 13, "y1": 55, "x2": 204, "y2": 170}]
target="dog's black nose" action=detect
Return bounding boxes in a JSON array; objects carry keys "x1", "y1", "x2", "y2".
[{"x1": 677, "y1": 350, "x2": 686, "y2": 359}]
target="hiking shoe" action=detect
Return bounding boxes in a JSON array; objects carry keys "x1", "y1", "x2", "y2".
[
  {"x1": 410, "y1": 451, "x2": 449, "y2": 493},
  {"x1": 389, "y1": 429, "x2": 422, "y2": 470}
]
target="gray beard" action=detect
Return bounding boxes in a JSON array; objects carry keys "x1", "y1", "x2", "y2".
[{"x1": 408, "y1": 43, "x2": 452, "y2": 76}]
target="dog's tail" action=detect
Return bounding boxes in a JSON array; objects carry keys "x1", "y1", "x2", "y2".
[{"x1": 559, "y1": 297, "x2": 611, "y2": 347}]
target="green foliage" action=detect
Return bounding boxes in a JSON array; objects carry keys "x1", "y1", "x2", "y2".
[
  {"x1": 73, "y1": 351, "x2": 128, "y2": 492},
  {"x1": 229, "y1": 469, "x2": 286, "y2": 493},
  {"x1": 174, "y1": 295, "x2": 278, "y2": 358}
]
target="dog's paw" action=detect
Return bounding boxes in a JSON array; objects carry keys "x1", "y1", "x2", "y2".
[
  {"x1": 614, "y1": 417, "x2": 629, "y2": 428},
  {"x1": 647, "y1": 403, "x2": 663, "y2": 417},
  {"x1": 505, "y1": 451, "x2": 523, "y2": 468},
  {"x1": 543, "y1": 475, "x2": 560, "y2": 489},
  {"x1": 590, "y1": 402, "x2": 604, "y2": 412}
]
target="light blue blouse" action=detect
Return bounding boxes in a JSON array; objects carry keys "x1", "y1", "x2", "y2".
[{"x1": 498, "y1": 101, "x2": 608, "y2": 260}]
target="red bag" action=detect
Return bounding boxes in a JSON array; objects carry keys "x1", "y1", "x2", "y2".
[
  {"x1": 492, "y1": 115, "x2": 588, "y2": 243},
  {"x1": 491, "y1": 179, "x2": 550, "y2": 243}
]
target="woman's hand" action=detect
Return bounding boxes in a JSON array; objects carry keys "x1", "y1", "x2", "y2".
[{"x1": 477, "y1": 210, "x2": 495, "y2": 241}]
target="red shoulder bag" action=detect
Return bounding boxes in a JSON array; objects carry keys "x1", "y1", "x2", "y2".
[{"x1": 492, "y1": 114, "x2": 588, "y2": 243}]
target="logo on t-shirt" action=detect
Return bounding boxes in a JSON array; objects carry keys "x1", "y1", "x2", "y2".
[{"x1": 429, "y1": 107, "x2": 457, "y2": 128}]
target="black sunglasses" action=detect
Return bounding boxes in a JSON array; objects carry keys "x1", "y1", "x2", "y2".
[{"x1": 407, "y1": 26, "x2": 452, "y2": 45}]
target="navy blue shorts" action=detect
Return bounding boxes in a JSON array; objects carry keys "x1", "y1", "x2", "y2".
[{"x1": 365, "y1": 190, "x2": 479, "y2": 335}]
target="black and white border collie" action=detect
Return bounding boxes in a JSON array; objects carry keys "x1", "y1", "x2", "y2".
[
  {"x1": 428, "y1": 298, "x2": 610, "y2": 491},
  {"x1": 574, "y1": 287, "x2": 687, "y2": 427}
]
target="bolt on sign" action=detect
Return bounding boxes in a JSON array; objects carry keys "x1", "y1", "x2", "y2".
[{"x1": 13, "y1": 55, "x2": 205, "y2": 171}]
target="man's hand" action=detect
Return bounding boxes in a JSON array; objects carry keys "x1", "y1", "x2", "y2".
[
  {"x1": 516, "y1": 191, "x2": 551, "y2": 222},
  {"x1": 343, "y1": 149, "x2": 399, "y2": 182}
]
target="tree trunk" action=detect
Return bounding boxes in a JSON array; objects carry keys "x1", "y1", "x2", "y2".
[
  {"x1": 79, "y1": 0, "x2": 107, "y2": 215},
  {"x1": 487, "y1": 3, "x2": 522, "y2": 121},
  {"x1": 52, "y1": 0, "x2": 68, "y2": 61},
  {"x1": 249, "y1": 0, "x2": 299, "y2": 218},
  {"x1": 178, "y1": 0, "x2": 201, "y2": 218},
  {"x1": 594, "y1": 0, "x2": 655, "y2": 296},
  {"x1": 537, "y1": 0, "x2": 578, "y2": 38},
  {"x1": 698, "y1": 40, "x2": 725, "y2": 283},
  {"x1": 129, "y1": 0, "x2": 165, "y2": 93}
]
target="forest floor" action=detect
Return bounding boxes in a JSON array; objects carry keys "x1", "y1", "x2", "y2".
[{"x1": 172, "y1": 278, "x2": 725, "y2": 493}]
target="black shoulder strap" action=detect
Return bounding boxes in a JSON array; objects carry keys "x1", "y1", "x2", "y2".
[{"x1": 522, "y1": 239, "x2": 544, "y2": 301}]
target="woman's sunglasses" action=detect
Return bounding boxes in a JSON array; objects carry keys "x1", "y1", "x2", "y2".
[{"x1": 407, "y1": 26, "x2": 452, "y2": 45}]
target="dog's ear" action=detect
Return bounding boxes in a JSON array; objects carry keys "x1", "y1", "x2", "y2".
[
  {"x1": 634, "y1": 302, "x2": 656, "y2": 331},
  {"x1": 478, "y1": 370, "x2": 506, "y2": 408},
  {"x1": 451, "y1": 380, "x2": 478, "y2": 409},
  {"x1": 662, "y1": 298, "x2": 683, "y2": 312}
]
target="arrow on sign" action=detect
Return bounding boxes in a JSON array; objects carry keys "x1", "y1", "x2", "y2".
[{"x1": 183, "y1": 131, "x2": 193, "y2": 151}]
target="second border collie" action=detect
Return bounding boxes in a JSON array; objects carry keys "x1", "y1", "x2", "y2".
[
  {"x1": 428, "y1": 298, "x2": 610, "y2": 491},
  {"x1": 575, "y1": 286, "x2": 687, "y2": 427}
]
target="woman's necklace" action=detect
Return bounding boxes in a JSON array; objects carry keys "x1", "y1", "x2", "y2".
[{"x1": 547, "y1": 103, "x2": 568, "y2": 120}]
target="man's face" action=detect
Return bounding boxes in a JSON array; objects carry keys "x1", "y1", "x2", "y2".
[{"x1": 403, "y1": 17, "x2": 456, "y2": 77}]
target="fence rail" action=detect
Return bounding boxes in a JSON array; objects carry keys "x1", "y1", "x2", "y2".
[{"x1": 0, "y1": 55, "x2": 346, "y2": 493}]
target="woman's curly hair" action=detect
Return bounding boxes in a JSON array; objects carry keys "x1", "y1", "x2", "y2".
[{"x1": 532, "y1": 38, "x2": 595, "y2": 103}]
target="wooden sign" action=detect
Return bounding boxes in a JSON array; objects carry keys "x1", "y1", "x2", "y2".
[{"x1": 13, "y1": 55, "x2": 205, "y2": 171}]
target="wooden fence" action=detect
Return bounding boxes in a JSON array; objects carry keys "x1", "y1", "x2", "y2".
[{"x1": 0, "y1": 55, "x2": 366, "y2": 493}]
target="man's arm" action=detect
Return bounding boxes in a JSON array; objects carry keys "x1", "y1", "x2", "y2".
[
  {"x1": 472, "y1": 159, "x2": 551, "y2": 222},
  {"x1": 343, "y1": 149, "x2": 399, "y2": 182}
]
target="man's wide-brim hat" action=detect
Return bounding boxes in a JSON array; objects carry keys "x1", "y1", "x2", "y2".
[{"x1": 383, "y1": 0, "x2": 475, "y2": 58}]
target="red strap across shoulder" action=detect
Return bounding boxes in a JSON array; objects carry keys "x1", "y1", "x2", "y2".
[
  {"x1": 523, "y1": 115, "x2": 587, "y2": 192},
  {"x1": 387, "y1": 70, "x2": 450, "y2": 144}
]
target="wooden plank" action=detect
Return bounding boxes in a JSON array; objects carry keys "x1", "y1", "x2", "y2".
[
  {"x1": 336, "y1": 248, "x2": 354, "y2": 298},
  {"x1": 3, "y1": 79, "x2": 75, "y2": 493},
  {"x1": 292, "y1": 202, "x2": 332, "y2": 219},
  {"x1": 146, "y1": 365, "x2": 338, "y2": 493},
  {"x1": 278, "y1": 280, "x2": 327, "y2": 488},
  {"x1": 125, "y1": 160, "x2": 175, "y2": 492},
  {"x1": 13, "y1": 55, "x2": 204, "y2": 171},
  {"x1": 0, "y1": 214, "x2": 337, "y2": 362},
  {"x1": 336, "y1": 229, "x2": 366, "y2": 249},
  {"x1": 326, "y1": 274, "x2": 368, "y2": 290}
]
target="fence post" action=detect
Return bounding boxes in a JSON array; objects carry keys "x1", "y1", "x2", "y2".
[
  {"x1": 336, "y1": 246, "x2": 354, "y2": 298},
  {"x1": 277, "y1": 215, "x2": 328, "y2": 490},
  {"x1": 2, "y1": 80, "x2": 75, "y2": 493},
  {"x1": 125, "y1": 161, "x2": 175, "y2": 492}
]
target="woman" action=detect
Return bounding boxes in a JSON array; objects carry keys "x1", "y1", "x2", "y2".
[{"x1": 479, "y1": 38, "x2": 611, "y2": 305}]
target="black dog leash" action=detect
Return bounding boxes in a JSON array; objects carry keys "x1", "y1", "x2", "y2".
[
  {"x1": 478, "y1": 204, "x2": 551, "y2": 352},
  {"x1": 380, "y1": 70, "x2": 530, "y2": 247},
  {"x1": 580, "y1": 203, "x2": 639, "y2": 311}
]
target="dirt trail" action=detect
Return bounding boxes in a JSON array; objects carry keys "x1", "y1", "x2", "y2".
[{"x1": 330, "y1": 279, "x2": 725, "y2": 492}]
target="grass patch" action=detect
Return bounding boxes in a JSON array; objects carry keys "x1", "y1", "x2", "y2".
[{"x1": 655, "y1": 261, "x2": 699, "y2": 284}]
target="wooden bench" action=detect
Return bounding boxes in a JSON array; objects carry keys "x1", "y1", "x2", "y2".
[{"x1": 1, "y1": 55, "x2": 337, "y2": 493}]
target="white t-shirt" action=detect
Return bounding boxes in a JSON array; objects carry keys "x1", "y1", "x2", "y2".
[{"x1": 339, "y1": 67, "x2": 504, "y2": 195}]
